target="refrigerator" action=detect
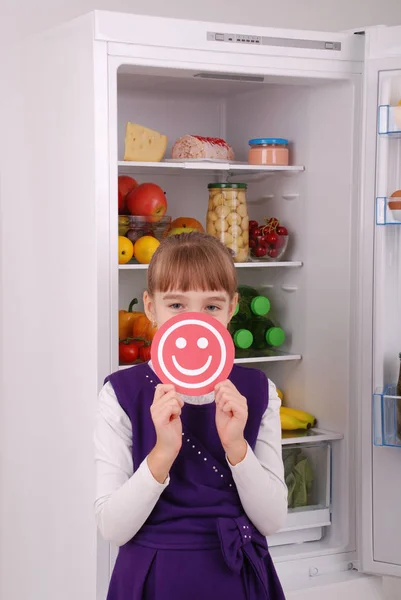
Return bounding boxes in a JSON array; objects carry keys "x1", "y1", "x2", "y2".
[{"x1": 5, "y1": 9, "x2": 401, "y2": 600}]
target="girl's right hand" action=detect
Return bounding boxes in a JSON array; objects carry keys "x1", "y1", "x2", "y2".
[{"x1": 148, "y1": 384, "x2": 184, "y2": 483}]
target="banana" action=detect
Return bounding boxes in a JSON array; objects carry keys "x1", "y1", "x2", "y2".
[
  {"x1": 281, "y1": 406, "x2": 317, "y2": 427},
  {"x1": 280, "y1": 411, "x2": 307, "y2": 431},
  {"x1": 280, "y1": 406, "x2": 317, "y2": 430}
]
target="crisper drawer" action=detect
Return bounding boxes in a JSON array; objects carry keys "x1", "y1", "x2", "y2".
[
  {"x1": 373, "y1": 385, "x2": 401, "y2": 447},
  {"x1": 269, "y1": 441, "x2": 331, "y2": 547}
]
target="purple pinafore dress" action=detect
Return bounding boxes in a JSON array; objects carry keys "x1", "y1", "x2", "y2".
[{"x1": 105, "y1": 362, "x2": 286, "y2": 600}]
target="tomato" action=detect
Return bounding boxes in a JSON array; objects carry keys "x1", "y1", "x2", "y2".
[
  {"x1": 277, "y1": 226, "x2": 288, "y2": 236},
  {"x1": 119, "y1": 340, "x2": 140, "y2": 364},
  {"x1": 139, "y1": 345, "x2": 152, "y2": 362}
]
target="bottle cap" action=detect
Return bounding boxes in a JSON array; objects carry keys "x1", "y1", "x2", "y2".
[
  {"x1": 265, "y1": 327, "x2": 285, "y2": 347},
  {"x1": 251, "y1": 296, "x2": 270, "y2": 316},
  {"x1": 234, "y1": 329, "x2": 253, "y2": 349}
]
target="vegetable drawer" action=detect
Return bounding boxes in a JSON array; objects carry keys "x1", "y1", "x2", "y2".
[{"x1": 269, "y1": 441, "x2": 331, "y2": 547}]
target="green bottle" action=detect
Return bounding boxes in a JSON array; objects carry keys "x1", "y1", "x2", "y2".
[
  {"x1": 229, "y1": 313, "x2": 254, "y2": 349},
  {"x1": 250, "y1": 316, "x2": 286, "y2": 349},
  {"x1": 233, "y1": 328, "x2": 254, "y2": 350},
  {"x1": 235, "y1": 285, "x2": 271, "y2": 324}
]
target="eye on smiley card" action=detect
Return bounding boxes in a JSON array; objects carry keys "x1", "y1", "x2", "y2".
[{"x1": 151, "y1": 312, "x2": 235, "y2": 396}]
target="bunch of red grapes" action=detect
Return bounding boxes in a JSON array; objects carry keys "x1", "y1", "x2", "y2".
[{"x1": 249, "y1": 217, "x2": 289, "y2": 259}]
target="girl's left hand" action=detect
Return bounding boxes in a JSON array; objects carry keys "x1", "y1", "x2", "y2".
[{"x1": 215, "y1": 380, "x2": 248, "y2": 465}]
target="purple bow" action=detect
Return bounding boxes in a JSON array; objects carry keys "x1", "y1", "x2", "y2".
[{"x1": 216, "y1": 515, "x2": 269, "y2": 598}]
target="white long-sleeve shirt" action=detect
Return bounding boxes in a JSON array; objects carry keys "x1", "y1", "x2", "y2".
[{"x1": 94, "y1": 369, "x2": 287, "y2": 546}]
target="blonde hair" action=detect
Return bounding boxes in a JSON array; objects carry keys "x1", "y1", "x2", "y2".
[{"x1": 147, "y1": 232, "x2": 237, "y2": 298}]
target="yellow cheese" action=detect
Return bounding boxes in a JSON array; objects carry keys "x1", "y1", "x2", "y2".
[{"x1": 124, "y1": 122, "x2": 168, "y2": 162}]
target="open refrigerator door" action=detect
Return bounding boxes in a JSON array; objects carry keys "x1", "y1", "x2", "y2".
[{"x1": 358, "y1": 25, "x2": 401, "y2": 578}]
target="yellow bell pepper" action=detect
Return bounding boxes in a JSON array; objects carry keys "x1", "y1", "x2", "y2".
[{"x1": 119, "y1": 298, "x2": 143, "y2": 340}]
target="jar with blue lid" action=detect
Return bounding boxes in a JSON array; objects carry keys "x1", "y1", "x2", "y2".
[{"x1": 248, "y1": 138, "x2": 289, "y2": 166}]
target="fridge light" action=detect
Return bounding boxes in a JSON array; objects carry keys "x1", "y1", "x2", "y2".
[{"x1": 193, "y1": 73, "x2": 264, "y2": 83}]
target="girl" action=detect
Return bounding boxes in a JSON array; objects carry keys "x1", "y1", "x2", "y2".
[{"x1": 95, "y1": 232, "x2": 288, "y2": 600}]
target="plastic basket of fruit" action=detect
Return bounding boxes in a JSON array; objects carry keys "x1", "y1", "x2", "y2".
[
  {"x1": 249, "y1": 217, "x2": 289, "y2": 261},
  {"x1": 118, "y1": 215, "x2": 172, "y2": 245}
]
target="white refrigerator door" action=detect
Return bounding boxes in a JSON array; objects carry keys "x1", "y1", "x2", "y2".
[{"x1": 359, "y1": 25, "x2": 401, "y2": 577}]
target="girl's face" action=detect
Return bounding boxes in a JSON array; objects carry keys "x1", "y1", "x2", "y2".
[{"x1": 143, "y1": 289, "x2": 238, "y2": 330}]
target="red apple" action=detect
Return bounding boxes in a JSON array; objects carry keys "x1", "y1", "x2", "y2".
[
  {"x1": 118, "y1": 190, "x2": 125, "y2": 213},
  {"x1": 118, "y1": 176, "x2": 138, "y2": 199},
  {"x1": 126, "y1": 183, "x2": 167, "y2": 219},
  {"x1": 118, "y1": 176, "x2": 138, "y2": 215}
]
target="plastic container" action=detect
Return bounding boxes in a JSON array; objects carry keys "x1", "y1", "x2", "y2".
[
  {"x1": 388, "y1": 199, "x2": 401, "y2": 222},
  {"x1": 373, "y1": 385, "x2": 401, "y2": 447},
  {"x1": 248, "y1": 138, "x2": 289, "y2": 166},
  {"x1": 283, "y1": 442, "x2": 331, "y2": 511},
  {"x1": 207, "y1": 183, "x2": 249, "y2": 263},
  {"x1": 118, "y1": 215, "x2": 171, "y2": 245}
]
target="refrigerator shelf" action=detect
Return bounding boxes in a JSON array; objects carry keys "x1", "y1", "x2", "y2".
[
  {"x1": 373, "y1": 385, "x2": 401, "y2": 447},
  {"x1": 281, "y1": 428, "x2": 343, "y2": 446},
  {"x1": 119, "y1": 261, "x2": 303, "y2": 270},
  {"x1": 378, "y1": 105, "x2": 401, "y2": 137},
  {"x1": 118, "y1": 352, "x2": 302, "y2": 371},
  {"x1": 376, "y1": 197, "x2": 401, "y2": 225},
  {"x1": 118, "y1": 160, "x2": 305, "y2": 177},
  {"x1": 234, "y1": 351, "x2": 302, "y2": 364}
]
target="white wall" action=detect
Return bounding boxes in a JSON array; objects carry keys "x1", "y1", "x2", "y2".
[
  {"x1": 1, "y1": 1, "x2": 401, "y2": 600},
  {"x1": 0, "y1": 0, "x2": 401, "y2": 43}
]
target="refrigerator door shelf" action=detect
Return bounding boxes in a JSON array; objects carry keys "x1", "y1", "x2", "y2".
[
  {"x1": 373, "y1": 386, "x2": 401, "y2": 447},
  {"x1": 375, "y1": 197, "x2": 401, "y2": 225},
  {"x1": 378, "y1": 105, "x2": 401, "y2": 136}
]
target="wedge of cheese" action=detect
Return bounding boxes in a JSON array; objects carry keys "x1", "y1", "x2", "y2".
[{"x1": 124, "y1": 122, "x2": 168, "y2": 162}]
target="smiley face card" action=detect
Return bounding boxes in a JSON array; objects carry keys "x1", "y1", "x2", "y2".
[{"x1": 151, "y1": 312, "x2": 235, "y2": 396}]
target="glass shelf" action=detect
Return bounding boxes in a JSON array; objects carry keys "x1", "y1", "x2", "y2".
[
  {"x1": 118, "y1": 160, "x2": 305, "y2": 177},
  {"x1": 376, "y1": 197, "x2": 401, "y2": 225},
  {"x1": 118, "y1": 352, "x2": 302, "y2": 371},
  {"x1": 119, "y1": 261, "x2": 303, "y2": 270},
  {"x1": 233, "y1": 348, "x2": 301, "y2": 364},
  {"x1": 373, "y1": 385, "x2": 401, "y2": 447},
  {"x1": 378, "y1": 105, "x2": 401, "y2": 137}
]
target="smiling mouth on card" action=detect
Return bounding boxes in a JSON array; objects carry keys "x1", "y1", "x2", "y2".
[{"x1": 171, "y1": 355, "x2": 212, "y2": 377}]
